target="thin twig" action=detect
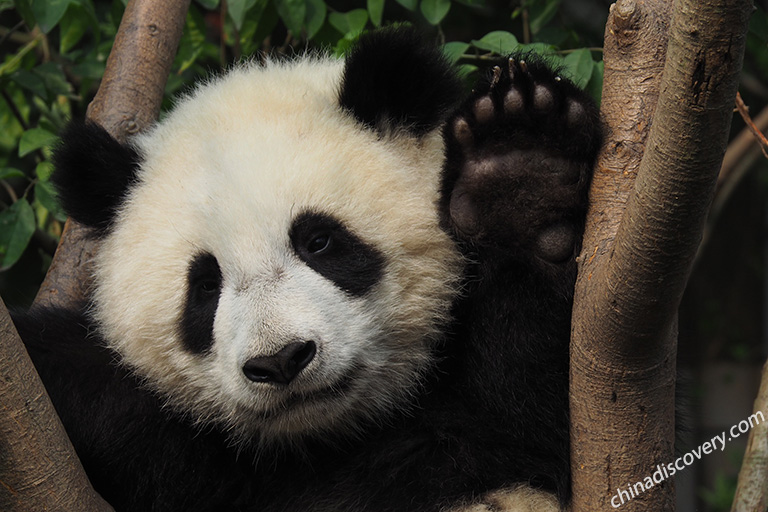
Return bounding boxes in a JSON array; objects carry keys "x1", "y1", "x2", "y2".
[
  {"x1": 735, "y1": 92, "x2": 768, "y2": 159},
  {"x1": 0, "y1": 21, "x2": 26, "y2": 47}
]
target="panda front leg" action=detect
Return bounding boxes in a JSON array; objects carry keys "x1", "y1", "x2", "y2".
[{"x1": 439, "y1": 58, "x2": 601, "y2": 511}]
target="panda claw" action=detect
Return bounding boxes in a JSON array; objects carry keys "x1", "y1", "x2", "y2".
[{"x1": 490, "y1": 66, "x2": 502, "y2": 89}]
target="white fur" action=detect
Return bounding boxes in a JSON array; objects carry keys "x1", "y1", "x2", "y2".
[
  {"x1": 444, "y1": 485, "x2": 561, "y2": 512},
  {"x1": 90, "y1": 55, "x2": 463, "y2": 445}
]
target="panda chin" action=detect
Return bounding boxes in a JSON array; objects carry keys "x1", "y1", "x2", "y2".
[
  {"x1": 223, "y1": 357, "x2": 421, "y2": 447},
  {"x1": 258, "y1": 370, "x2": 357, "y2": 421}
]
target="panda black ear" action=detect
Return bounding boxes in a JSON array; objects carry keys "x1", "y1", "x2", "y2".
[
  {"x1": 51, "y1": 120, "x2": 141, "y2": 233},
  {"x1": 338, "y1": 26, "x2": 464, "y2": 136}
]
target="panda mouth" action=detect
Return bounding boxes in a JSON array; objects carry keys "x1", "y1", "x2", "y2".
[{"x1": 261, "y1": 372, "x2": 357, "y2": 418}]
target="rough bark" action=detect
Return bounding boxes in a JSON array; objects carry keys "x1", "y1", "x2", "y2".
[
  {"x1": 730, "y1": 360, "x2": 768, "y2": 512},
  {"x1": 570, "y1": 0, "x2": 752, "y2": 510},
  {"x1": 33, "y1": 0, "x2": 191, "y2": 309},
  {"x1": 0, "y1": 1, "x2": 189, "y2": 510},
  {"x1": 0, "y1": 297, "x2": 113, "y2": 512}
]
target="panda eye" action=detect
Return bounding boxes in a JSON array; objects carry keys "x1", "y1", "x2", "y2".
[
  {"x1": 306, "y1": 232, "x2": 332, "y2": 254},
  {"x1": 187, "y1": 253, "x2": 222, "y2": 297},
  {"x1": 198, "y1": 278, "x2": 220, "y2": 294}
]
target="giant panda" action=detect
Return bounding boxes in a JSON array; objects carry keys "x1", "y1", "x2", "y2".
[{"x1": 12, "y1": 26, "x2": 600, "y2": 512}]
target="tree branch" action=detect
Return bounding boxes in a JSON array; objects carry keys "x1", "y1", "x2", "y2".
[
  {"x1": 0, "y1": 298, "x2": 113, "y2": 512},
  {"x1": 33, "y1": 0, "x2": 191, "y2": 309},
  {"x1": 730, "y1": 360, "x2": 768, "y2": 511},
  {"x1": 0, "y1": 1, "x2": 190, "y2": 510},
  {"x1": 570, "y1": 0, "x2": 752, "y2": 509},
  {"x1": 700, "y1": 103, "x2": 768, "y2": 254}
]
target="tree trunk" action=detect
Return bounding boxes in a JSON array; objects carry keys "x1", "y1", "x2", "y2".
[
  {"x1": 569, "y1": 0, "x2": 753, "y2": 510},
  {"x1": 730, "y1": 359, "x2": 768, "y2": 511},
  {"x1": 0, "y1": 1, "x2": 189, "y2": 510}
]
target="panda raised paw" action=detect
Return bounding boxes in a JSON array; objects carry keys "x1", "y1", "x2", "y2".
[{"x1": 444, "y1": 57, "x2": 601, "y2": 264}]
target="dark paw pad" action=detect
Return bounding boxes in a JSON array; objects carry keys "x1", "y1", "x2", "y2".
[
  {"x1": 443, "y1": 57, "x2": 601, "y2": 262},
  {"x1": 536, "y1": 223, "x2": 577, "y2": 263}
]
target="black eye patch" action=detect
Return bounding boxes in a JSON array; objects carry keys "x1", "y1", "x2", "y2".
[
  {"x1": 180, "y1": 252, "x2": 222, "y2": 354},
  {"x1": 289, "y1": 211, "x2": 385, "y2": 297}
]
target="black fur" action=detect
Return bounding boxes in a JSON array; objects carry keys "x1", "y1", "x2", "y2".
[
  {"x1": 50, "y1": 121, "x2": 141, "y2": 233},
  {"x1": 339, "y1": 26, "x2": 464, "y2": 136},
  {"x1": 180, "y1": 252, "x2": 223, "y2": 354},
  {"x1": 12, "y1": 307, "x2": 251, "y2": 511},
  {"x1": 14, "y1": 28, "x2": 602, "y2": 512},
  {"x1": 290, "y1": 211, "x2": 386, "y2": 297}
]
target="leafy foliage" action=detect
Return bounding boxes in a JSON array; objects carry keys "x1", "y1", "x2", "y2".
[
  {"x1": 32, "y1": 0, "x2": 766, "y2": 308},
  {"x1": 2, "y1": 0, "x2": 765, "y2": 308},
  {"x1": 0, "y1": 0, "x2": 607, "y2": 305}
]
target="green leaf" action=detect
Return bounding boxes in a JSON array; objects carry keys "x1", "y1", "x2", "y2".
[
  {"x1": 333, "y1": 32, "x2": 359, "y2": 56},
  {"x1": 18, "y1": 127, "x2": 57, "y2": 157},
  {"x1": 0, "y1": 167, "x2": 25, "y2": 180},
  {"x1": 71, "y1": 59, "x2": 106, "y2": 80},
  {"x1": 274, "y1": 0, "x2": 306, "y2": 34},
  {"x1": 11, "y1": 70, "x2": 47, "y2": 98},
  {"x1": 0, "y1": 199, "x2": 36, "y2": 270},
  {"x1": 177, "y1": 7, "x2": 207, "y2": 73},
  {"x1": 456, "y1": 63, "x2": 477, "y2": 79},
  {"x1": 304, "y1": 0, "x2": 326, "y2": 38},
  {"x1": 30, "y1": 0, "x2": 75, "y2": 33},
  {"x1": 562, "y1": 48, "x2": 594, "y2": 88},
  {"x1": 584, "y1": 59, "x2": 603, "y2": 105},
  {"x1": 442, "y1": 41, "x2": 469, "y2": 64},
  {"x1": 35, "y1": 161, "x2": 54, "y2": 181},
  {"x1": 471, "y1": 31, "x2": 518, "y2": 54},
  {"x1": 0, "y1": 33, "x2": 43, "y2": 77},
  {"x1": 239, "y1": 0, "x2": 277, "y2": 53},
  {"x1": 228, "y1": 0, "x2": 250, "y2": 30},
  {"x1": 195, "y1": 0, "x2": 220, "y2": 8},
  {"x1": 393, "y1": 0, "x2": 416, "y2": 11},
  {"x1": 367, "y1": 0, "x2": 384, "y2": 27},
  {"x1": 33, "y1": 63, "x2": 72, "y2": 99},
  {"x1": 528, "y1": 0, "x2": 561, "y2": 35},
  {"x1": 329, "y1": 9, "x2": 368, "y2": 37},
  {"x1": 59, "y1": 2, "x2": 98, "y2": 53},
  {"x1": 13, "y1": 0, "x2": 36, "y2": 29},
  {"x1": 420, "y1": 0, "x2": 450, "y2": 25},
  {"x1": 34, "y1": 180, "x2": 65, "y2": 221}
]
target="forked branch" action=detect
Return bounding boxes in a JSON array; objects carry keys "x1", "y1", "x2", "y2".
[{"x1": 570, "y1": 0, "x2": 752, "y2": 510}]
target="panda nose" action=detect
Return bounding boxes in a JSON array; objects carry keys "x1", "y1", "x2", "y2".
[{"x1": 242, "y1": 341, "x2": 317, "y2": 385}]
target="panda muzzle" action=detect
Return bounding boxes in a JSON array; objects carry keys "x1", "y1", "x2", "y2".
[{"x1": 242, "y1": 341, "x2": 317, "y2": 385}]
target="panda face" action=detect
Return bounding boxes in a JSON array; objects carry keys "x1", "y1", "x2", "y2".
[{"x1": 86, "y1": 57, "x2": 463, "y2": 444}]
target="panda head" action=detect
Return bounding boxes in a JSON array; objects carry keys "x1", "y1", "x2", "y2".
[{"x1": 53, "y1": 28, "x2": 465, "y2": 445}]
